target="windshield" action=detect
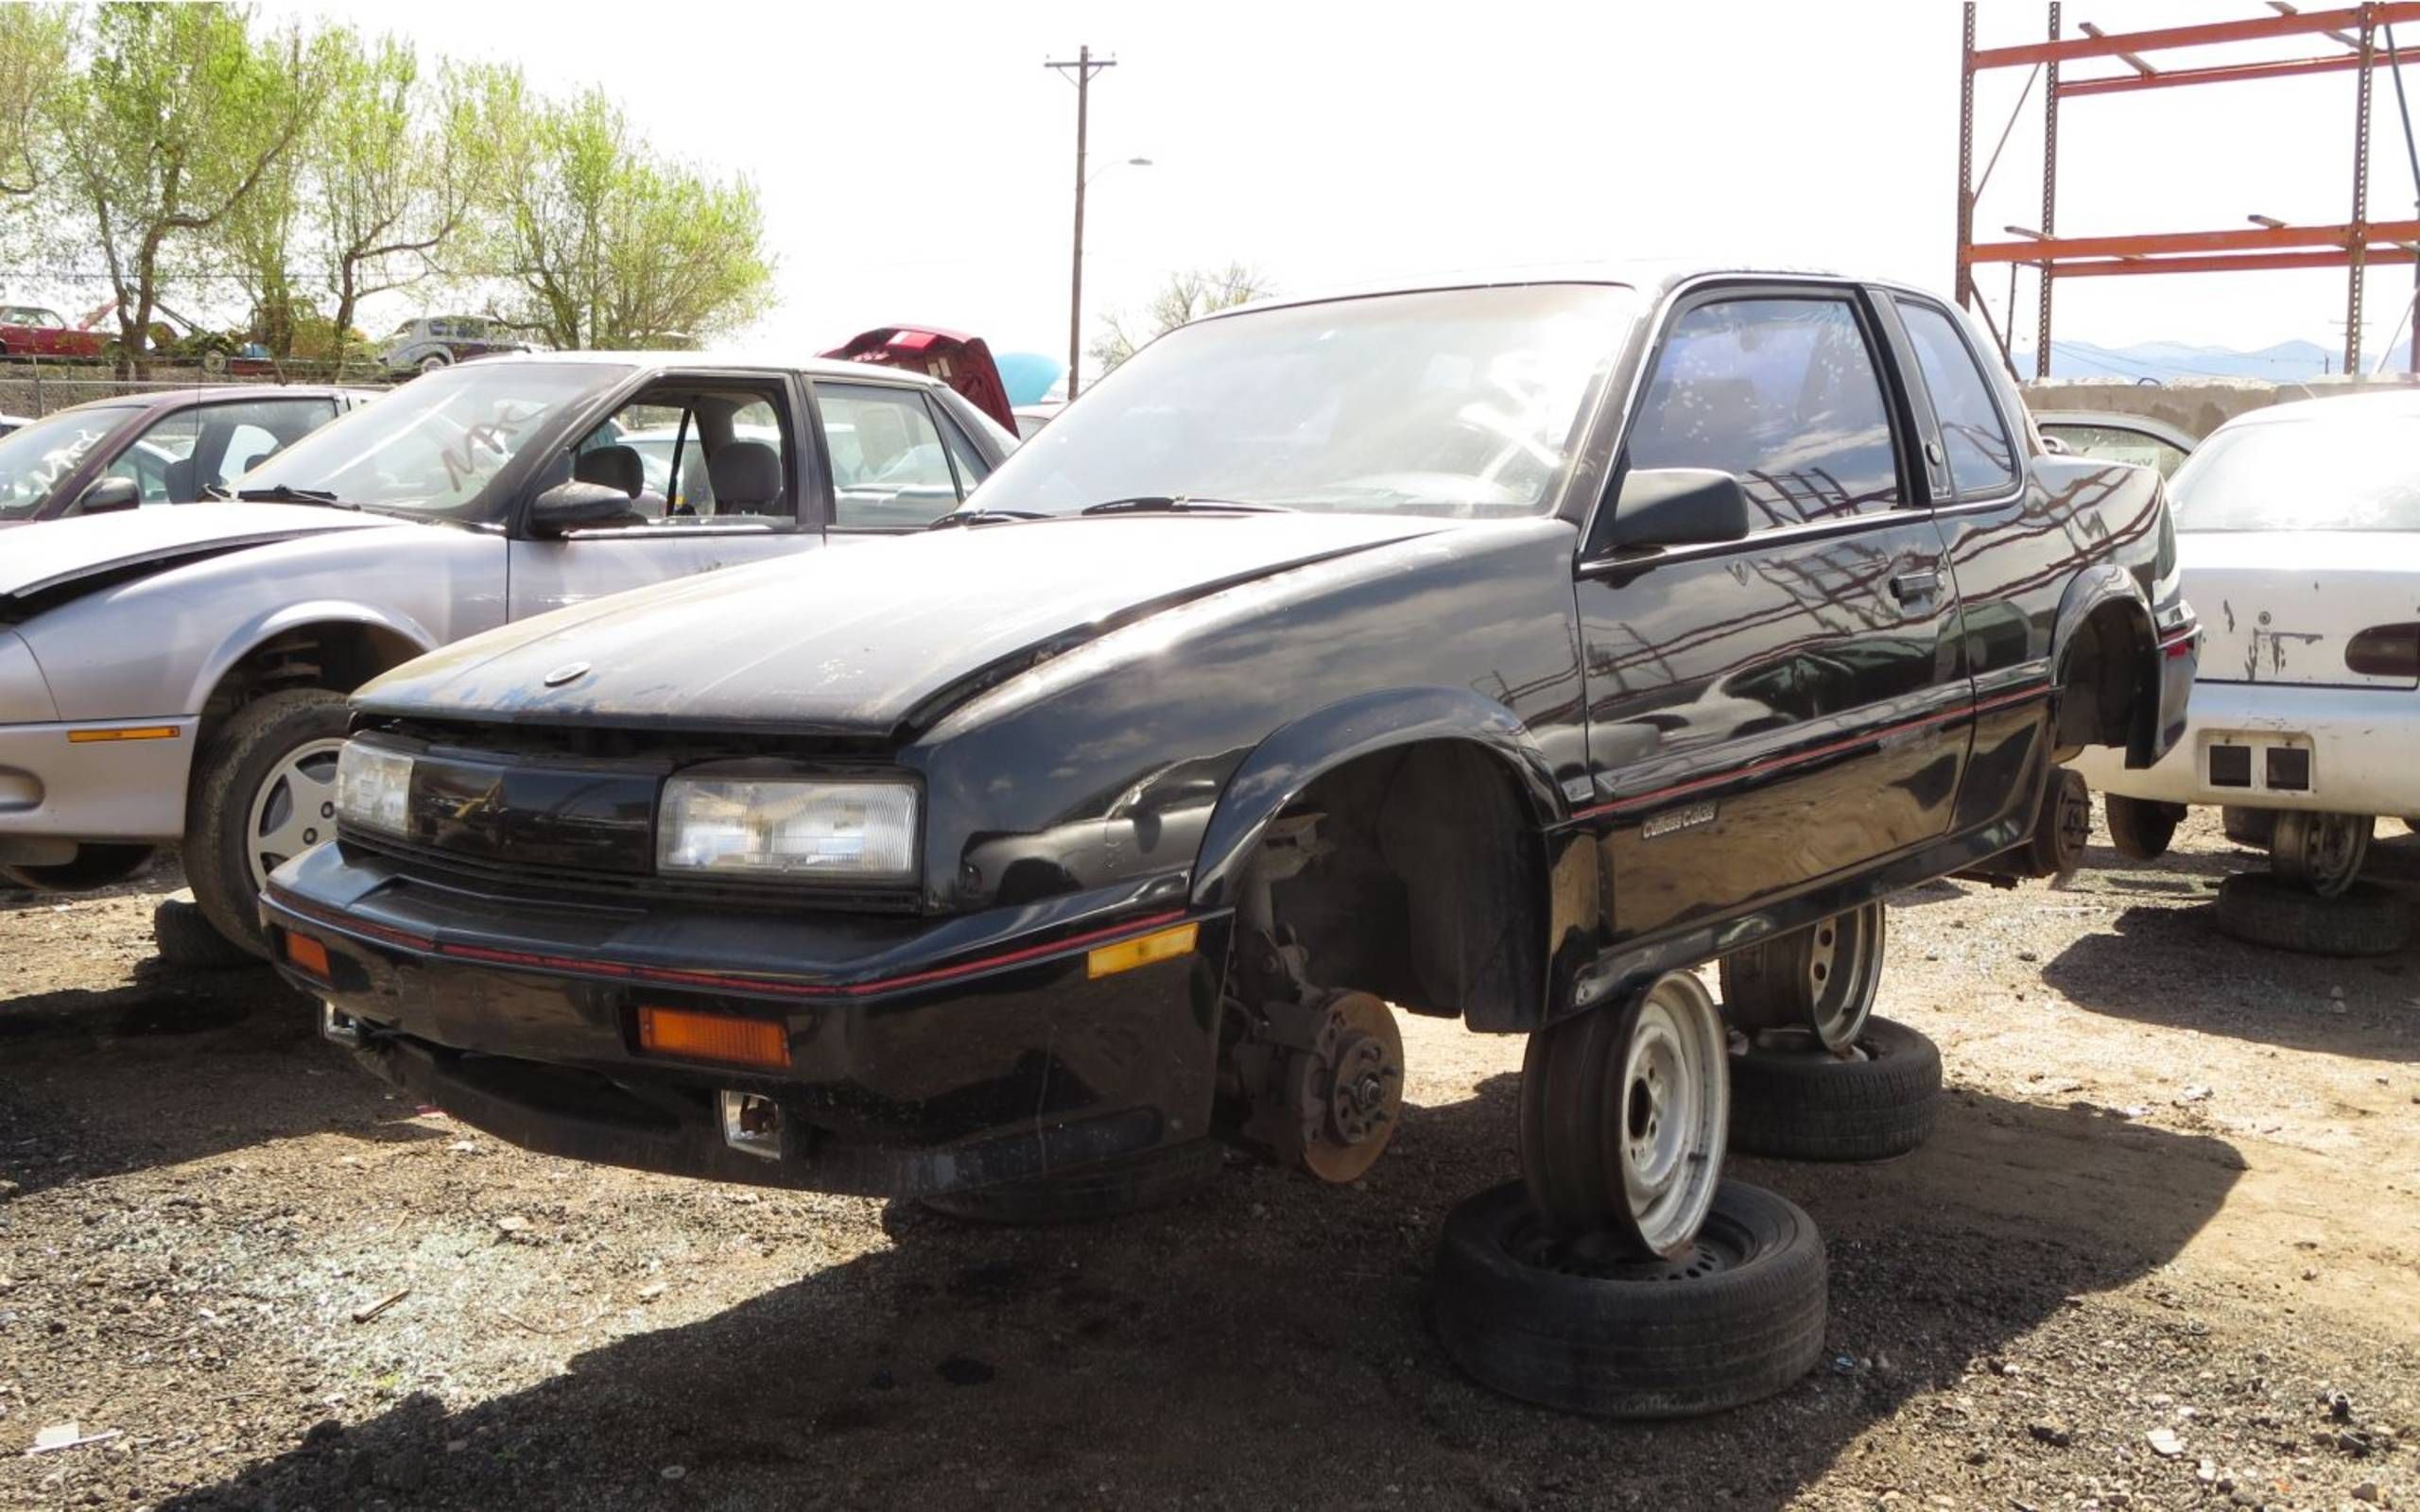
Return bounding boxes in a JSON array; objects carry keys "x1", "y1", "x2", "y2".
[
  {"x1": 238, "y1": 361, "x2": 631, "y2": 518},
  {"x1": 966, "y1": 284, "x2": 1637, "y2": 519},
  {"x1": 2170, "y1": 411, "x2": 2420, "y2": 532},
  {"x1": 0, "y1": 404, "x2": 141, "y2": 519}
]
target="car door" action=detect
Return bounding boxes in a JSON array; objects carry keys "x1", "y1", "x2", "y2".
[
  {"x1": 1575, "y1": 283, "x2": 1971, "y2": 944},
  {"x1": 506, "y1": 370, "x2": 828, "y2": 618}
]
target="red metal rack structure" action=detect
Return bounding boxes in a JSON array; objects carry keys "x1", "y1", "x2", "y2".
[{"x1": 1957, "y1": 2, "x2": 2420, "y2": 377}]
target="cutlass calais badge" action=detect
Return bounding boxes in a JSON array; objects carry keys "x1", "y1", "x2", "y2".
[{"x1": 1641, "y1": 800, "x2": 1719, "y2": 839}]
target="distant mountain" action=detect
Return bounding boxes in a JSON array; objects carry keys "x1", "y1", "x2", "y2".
[{"x1": 2007, "y1": 336, "x2": 2413, "y2": 382}]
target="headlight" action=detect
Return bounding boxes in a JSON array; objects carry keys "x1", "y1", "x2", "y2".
[
  {"x1": 335, "y1": 742, "x2": 414, "y2": 837},
  {"x1": 657, "y1": 777, "x2": 917, "y2": 880}
]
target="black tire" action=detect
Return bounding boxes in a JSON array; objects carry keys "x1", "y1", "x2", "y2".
[
  {"x1": 1727, "y1": 1018, "x2": 1943, "y2": 1162},
  {"x1": 152, "y1": 895, "x2": 263, "y2": 971},
  {"x1": 1432, "y1": 1179, "x2": 1826, "y2": 1418},
  {"x1": 2222, "y1": 806, "x2": 2277, "y2": 849},
  {"x1": 921, "y1": 1139, "x2": 1224, "y2": 1225},
  {"x1": 1, "y1": 842, "x2": 154, "y2": 892},
  {"x1": 2103, "y1": 794, "x2": 2183, "y2": 861},
  {"x1": 2212, "y1": 872, "x2": 2411, "y2": 956},
  {"x1": 184, "y1": 689, "x2": 352, "y2": 958}
]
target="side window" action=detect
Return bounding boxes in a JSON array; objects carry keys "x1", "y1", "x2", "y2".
[
  {"x1": 2039, "y1": 422, "x2": 2188, "y2": 481},
  {"x1": 1626, "y1": 296, "x2": 1902, "y2": 528},
  {"x1": 817, "y1": 384, "x2": 964, "y2": 527},
  {"x1": 568, "y1": 388, "x2": 794, "y2": 526},
  {"x1": 1895, "y1": 300, "x2": 2018, "y2": 498},
  {"x1": 105, "y1": 409, "x2": 200, "y2": 505}
]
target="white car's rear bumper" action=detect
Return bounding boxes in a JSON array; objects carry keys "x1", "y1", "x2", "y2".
[
  {"x1": 2070, "y1": 679, "x2": 2417, "y2": 815},
  {"x1": 0, "y1": 718, "x2": 197, "y2": 863}
]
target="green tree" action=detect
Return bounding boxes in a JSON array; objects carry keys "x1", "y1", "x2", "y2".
[
  {"x1": 0, "y1": 4, "x2": 70, "y2": 198},
  {"x1": 467, "y1": 71, "x2": 772, "y2": 351},
  {"x1": 45, "y1": 3, "x2": 315, "y2": 369},
  {"x1": 1090, "y1": 262, "x2": 1273, "y2": 375},
  {"x1": 309, "y1": 34, "x2": 474, "y2": 357}
]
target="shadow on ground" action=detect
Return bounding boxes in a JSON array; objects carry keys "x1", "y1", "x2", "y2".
[
  {"x1": 149, "y1": 1075, "x2": 2245, "y2": 1511},
  {"x1": 0, "y1": 964, "x2": 444, "y2": 1198},
  {"x1": 2041, "y1": 898, "x2": 2419, "y2": 1062}
]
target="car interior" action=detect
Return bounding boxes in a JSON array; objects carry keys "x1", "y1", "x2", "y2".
[{"x1": 569, "y1": 384, "x2": 794, "y2": 525}]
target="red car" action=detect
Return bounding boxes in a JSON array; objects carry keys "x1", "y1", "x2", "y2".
[
  {"x1": 0, "y1": 303, "x2": 106, "y2": 361},
  {"x1": 821, "y1": 326, "x2": 1017, "y2": 432}
]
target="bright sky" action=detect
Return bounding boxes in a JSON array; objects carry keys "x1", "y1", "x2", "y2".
[{"x1": 262, "y1": 0, "x2": 2420, "y2": 375}]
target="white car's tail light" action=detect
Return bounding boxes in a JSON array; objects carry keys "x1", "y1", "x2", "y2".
[
  {"x1": 2345, "y1": 622, "x2": 2420, "y2": 680},
  {"x1": 656, "y1": 777, "x2": 916, "y2": 880},
  {"x1": 334, "y1": 743, "x2": 414, "y2": 837}
]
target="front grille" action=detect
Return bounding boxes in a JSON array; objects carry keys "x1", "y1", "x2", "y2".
[{"x1": 346, "y1": 716, "x2": 924, "y2": 916}]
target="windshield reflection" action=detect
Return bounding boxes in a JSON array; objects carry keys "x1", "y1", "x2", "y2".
[
  {"x1": 237, "y1": 362, "x2": 632, "y2": 522},
  {"x1": 965, "y1": 284, "x2": 1636, "y2": 521}
]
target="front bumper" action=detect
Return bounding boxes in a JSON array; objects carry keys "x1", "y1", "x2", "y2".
[
  {"x1": 262, "y1": 842, "x2": 1229, "y2": 1197},
  {"x1": 0, "y1": 717, "x2": 197, "y2": 864},
  {"x1": 2072, "y1": 678, "x2": 2419, "y2": 815}
]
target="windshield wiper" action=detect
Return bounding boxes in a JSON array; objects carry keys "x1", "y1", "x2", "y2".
[
  {"x1": 927, "y1": 507, "x2": 1051, "y2": 530},
  {"x1": 235, "y1": 484, "x2": 354, "y2": 509},
  {"x1": 1078, "y1": 495, "x2": 1295, "y2": 516}
]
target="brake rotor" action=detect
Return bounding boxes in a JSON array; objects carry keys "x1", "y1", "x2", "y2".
[{"x1": 1296, "y1": 990, "x2": 1405, "y2": 1183}]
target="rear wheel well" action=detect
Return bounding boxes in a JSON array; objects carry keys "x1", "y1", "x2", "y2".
[
  {"x1": 1249, "y1": 740, "x2": 1546, "y2": 1032},
  {"x1": 2052, "y1": 599, "x2": 2153, "y2": 761},
  {"x1": 195, "y1": 621, "x2": 421, "y2": 753}
]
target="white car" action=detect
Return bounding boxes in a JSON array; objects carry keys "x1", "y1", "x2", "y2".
[{"x1": 2072, "y1": 390, "x2": 2420, "y2": 897}]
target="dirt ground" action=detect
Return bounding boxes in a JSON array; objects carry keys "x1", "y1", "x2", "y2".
[{"x1": 2, "y1": 813, "x2": 2415, "y2": 1512}]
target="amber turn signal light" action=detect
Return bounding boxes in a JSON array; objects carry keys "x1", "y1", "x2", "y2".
[
  {"x1": 637, "y1": 1005, "x2": 790, "y2": 1069},
  {"x1": 1086, "y1": 920, "x2": 1199, "y2": 980},
  {"x1": 282, "y1": 931, "x2": 332, "y2": 980}
]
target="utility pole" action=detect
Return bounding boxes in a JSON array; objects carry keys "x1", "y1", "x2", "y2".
[{"x1": 1046, "y1": 45, "x2": 1115, "y2": 400}]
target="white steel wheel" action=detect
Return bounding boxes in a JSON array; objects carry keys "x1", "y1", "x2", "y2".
[
  {"x1": 243, "y1": 736, "x2": 346, "y2": 893},
  {"x1": 1521, "y1": 971, "x2": 1730, "y2": 1259},
  {"x1": 2271, "y1": 810, "x2": 2371, "y2": 899}
]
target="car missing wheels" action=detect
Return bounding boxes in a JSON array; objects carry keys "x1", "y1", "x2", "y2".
[{"x1": 265, "y1": 266, "x2": 2194, "y2": 1416}]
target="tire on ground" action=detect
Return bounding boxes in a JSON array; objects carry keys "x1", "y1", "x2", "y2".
[
  {"x1": 184, "y1": 689, "x2": 352, "y2": 958},
  {"x1": 2212, "y1": 872, "x2": 2411, "y2": 957},
  {"x1": 2221, "y1": 806, "x2": 2277, "y2": 849},
  {"x1": 152, "y1": 895, "x2": 263, "y2": 971},
  {"x1": 921, "y1": 1139, "x2": 1225, "y2": 1225},
  {"x1": 1727, "y1": 1018, "x2": 1943, "y2": 1162},
  {"x1": 2103, "y1": 794, "x2": 2184, "y2": 861},
  {"x1": 1432, "y1": 1178, "x2": 1826, "y2": 1418},
  {"x1": 0, "y1": 842, "x2": 154, "y2": 892}
]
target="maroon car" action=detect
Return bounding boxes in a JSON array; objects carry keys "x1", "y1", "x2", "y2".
[
  {"x1": 0, "y1": 303, "x2": 106, "y2": 361},
  {"x1": 0, "y1": 385, "x2": 377, "y2": 527}
]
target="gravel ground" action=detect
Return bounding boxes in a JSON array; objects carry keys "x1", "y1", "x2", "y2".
[{"x1": 2, "y1": 815, "x2": 2415, "y2": 1511}]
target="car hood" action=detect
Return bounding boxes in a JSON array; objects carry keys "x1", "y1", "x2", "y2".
[
  {"x1": 358, "y1": 513, "x2": 1458, "y2": 735},
  {"x1": 0, "y1": 501, "x2": 394, "y2": 612}
]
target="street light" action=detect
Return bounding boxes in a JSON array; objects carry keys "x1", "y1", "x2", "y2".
[
  {"x1": 1091, "y1": 156, "x2": 1152, "y2": 186},
  {"x1": 1065, "y1": 156, "x2": 1153, "y2": 397}
]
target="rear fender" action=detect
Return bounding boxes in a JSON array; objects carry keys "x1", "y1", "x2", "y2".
[{"x1": 2048, "y1": 565, "x2": 2159, "y2": 760}]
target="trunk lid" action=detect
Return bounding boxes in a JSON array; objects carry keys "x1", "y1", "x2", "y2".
[{"x1": 2182, "y1": 530, "x2": 2420, "y2": 688}]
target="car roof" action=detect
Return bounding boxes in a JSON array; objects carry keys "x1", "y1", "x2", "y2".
[
  {"x1": 42, "y1": 384, "x2": 381, "y2": 420},
  {"x1": 461, "y1": 350, "x2": 950, "y2": 387},
  {"x1": 1206, "y1": 259, "x2": 1876, "y2": 322},
  {"x1": 2221, "y1": 387, "x2": 2420, "y2": 428}
]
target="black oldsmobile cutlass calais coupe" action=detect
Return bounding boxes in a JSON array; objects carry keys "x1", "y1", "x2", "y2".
[{"x1": 268, "y1": 266, "x2": 2196, "y2": 1417}]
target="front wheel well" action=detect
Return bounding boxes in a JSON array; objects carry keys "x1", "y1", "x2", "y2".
[
  {"x1": 2052, "y1": 598, "x2": 2154, "y2": 761},
  {"x1": 1244, "y1": 740, "x2": 1546, "y2": 1032},
  {"x1": 195, "y1": 620, "x2": 422, "y2": 752}
]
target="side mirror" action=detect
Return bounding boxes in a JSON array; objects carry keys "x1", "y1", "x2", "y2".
[
  {"x1": 1605, "y1": 467, "x2": 1752, "y2": 551},
  {"x1": 73, "y1": 476, "x2": 142, "y2": 516},
  {"x1": 527, "y1": 480, "x2": 646, "y2": 539}
]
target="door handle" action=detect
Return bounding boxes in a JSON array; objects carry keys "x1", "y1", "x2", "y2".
[{"x1": 1889, "y1": 568, "x2": 1942, "y2": 604}]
